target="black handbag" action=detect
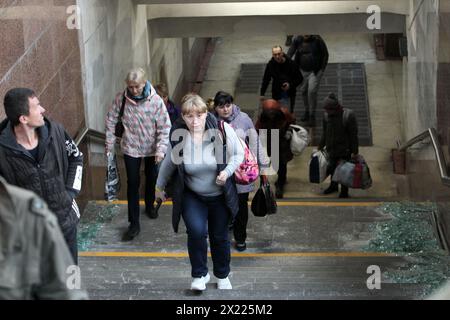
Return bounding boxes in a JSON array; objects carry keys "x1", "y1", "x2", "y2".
[
  {"x1": 251, "y1": 178, "x2": 277, "y2": 217},
  {"x1": 114, "y1": 93, "x2": 127, "y2": 138}
]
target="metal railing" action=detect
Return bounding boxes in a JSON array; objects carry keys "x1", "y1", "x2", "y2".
[
  {"x1": 398, "y1": 128, "x2": 450, "y2": 187},
  {"x1": 398, "y1": 127, "x2": 450, "y2": 252},
  {"x1": 74, "y1": 127, "x2": 106, "y2": 147}
]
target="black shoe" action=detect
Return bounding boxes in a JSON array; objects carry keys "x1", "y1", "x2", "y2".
[
  {"x1": 275, "y1": 185, "x2": 284, "y2": 199},
  {"x1": 146, "y1": 207, "x2": 158, "y2": 219},
  {"x1": 122, "y1": 225, "x2": 140, "y2": 241},
  {"x1": 323, "y1": 183, "x2": 339, "y2": 195},
  {"x1": 235, "y1": 242, "x2": 247, "y2": 252},
  {"x1": 339, "y1": 192, "x2": 349, "y2": 198},
  {"x1": 300, "y1": 112, "x2": 310, "y2": 122}
]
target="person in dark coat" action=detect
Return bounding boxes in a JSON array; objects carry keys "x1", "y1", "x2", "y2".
[
  {"x1": 155, "y1": 94, "x2": 244, "y2": 291},
  {"x1": 260, "y1": 46, "x2": 303, "y2": 113},
  {"x1": 255, "y1": 99, "x2": 295, "y2": 199},
  {"x1": 318, "y1": 93, "x2": 359, "y2": 198},
  {"x1": 155, "y1": 83, "x2": 181, "y2": 125},
  {"x1": 0, "y1": 88, "x2": 83, "y2": 264},
  {"x1": 213, "y1": 91, "x2": 270, "y2": 252},
  {"x1": 287, "y1": 35, "x2": 329, "y2": 125}
]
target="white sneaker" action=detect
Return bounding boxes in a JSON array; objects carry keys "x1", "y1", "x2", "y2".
[
  {"x1": 190, "y1": 273, "x2": 210, "y2": 291},
  {"x1": 217, "y1": 277, "x2": 232, "y2": 290}
]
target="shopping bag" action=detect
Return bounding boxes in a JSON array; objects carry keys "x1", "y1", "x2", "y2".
[
  {"x1": 332, "y1": 155, "x2": 372, "y2": 189},
  {"x1": 251, "y1": 178, "x2": 277, "y2": 217},
  {"x1": 104, "y1": 151, "x2": 120, "y2": 201},
  {"x1": 309, "y1": 150, "x2": 329, "y2": 184},
  {"x1": 288, "y1": 124, "x2": 309, "y2": 156}
]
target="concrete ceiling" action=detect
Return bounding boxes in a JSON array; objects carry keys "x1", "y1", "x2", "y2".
[
  {"x1": 145, "y1": 1, "x2": 409, "y2": 19},
  {"x1": 137, "y1": 0, "x2": 396, "y2": 3},
  {"x1": 144, "y1": 1, "x2": 409, "y2": 37},
  {"x1": 149, "y1": 13, "x2": 405, "y2": 38}
]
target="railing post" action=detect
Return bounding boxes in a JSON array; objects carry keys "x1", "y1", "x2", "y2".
[{"x1": 392, "y1": 148, "x2": 406, "y2": 174}]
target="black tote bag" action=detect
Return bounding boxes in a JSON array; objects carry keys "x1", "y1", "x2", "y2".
[{"x1": 251, "y1": 178, "x2": 277, "y2": 217}]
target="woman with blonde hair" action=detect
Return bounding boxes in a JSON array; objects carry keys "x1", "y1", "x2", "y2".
[
  {"x1": 105, "y1": 68, "x2": 171, "y2": 241},
  {"x1": 155, "y1": 93, "x2": 244, "y2": 291}
]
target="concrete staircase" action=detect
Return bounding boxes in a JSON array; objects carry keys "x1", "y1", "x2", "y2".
[{"x1": 78, "y1": 201, "x2": 429, "y2": 300}]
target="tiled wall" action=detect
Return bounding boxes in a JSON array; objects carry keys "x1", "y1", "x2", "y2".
[{"x1": 0, "y1": 0, "x2": 85, "y2": 137}]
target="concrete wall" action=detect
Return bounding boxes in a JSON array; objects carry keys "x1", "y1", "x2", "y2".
[
  {"x1": 401, "y1": 0, "x2": 439, "y2": 143},
  {"x1": 398, "y1": 0, "x2": 450, "y2": 201},
  {"x1": 79, "y1": 0, "x2": 207, "y2": 132},
  {"x1": 78, "y1": 0, "x2": 151, "y2": 133},
  {"x1": 0, "y1": 0, "x2": 84, "y2": 137}
]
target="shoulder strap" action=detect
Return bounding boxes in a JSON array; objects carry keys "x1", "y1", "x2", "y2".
[
  {"x1": 324, "y1": 109, "x2": 350, "y2": 129},
  {"x1": 218, "y1": 120, "x2": 227, "y2": 146},
  {"x1": 217, "y1": 120, "x2": 227, "y2": 165},
  {"x1": 118, "y1": 92, "x2": 127, "y2": 120},
  {"x1": 343, "y1": 108, "x2": 351, "y2": 128}
]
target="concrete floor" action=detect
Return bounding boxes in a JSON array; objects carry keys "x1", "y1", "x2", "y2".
[
  {"x1": 79, "y1": 202, "x2": 428, "y2": 300},
  {"x1": 200, "y1": 33, "x2": 404, "y2": 199}
]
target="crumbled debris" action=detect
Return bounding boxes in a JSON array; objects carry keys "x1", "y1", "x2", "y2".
[
  {"x1": 77, "y1": 202, "x2": 121, "y2": 251},
  {"x1": 365, "y1": 202, "x2": 450, "y2": 296}
]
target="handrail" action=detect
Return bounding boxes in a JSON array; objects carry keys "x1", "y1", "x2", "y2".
[
  {"x1": 74, "y1": 127, "x2": 106, "y2": 147},
  {"x1": 398, "y1": 128, "x2": 450, "y2": 187}
]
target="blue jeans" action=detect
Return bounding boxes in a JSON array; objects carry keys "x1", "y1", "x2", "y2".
[{"x1": 182, "y1": 189, "x2": 231, "y2": 279}]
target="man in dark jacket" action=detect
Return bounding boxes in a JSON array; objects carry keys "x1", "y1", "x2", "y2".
[
  {"x1": 0, "y1": 88, "x2": 83, "y2": 263},
  {"x1": 0, "y1": 177, "x2": 88, "y2": 300},
  {"x1": 318, "y1": 93, "x2": 358, "y2": 198},
  {"x1": 260, "y1": 46, "x2": 303, "y2": 114},
  {"x1": 287, "y1": 35, "x2": 329, "y2": 125}
]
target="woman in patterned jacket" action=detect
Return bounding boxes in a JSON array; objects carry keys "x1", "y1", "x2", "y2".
[{"x1": 105, "y1": 68, "x2": 171, "y2": 241}]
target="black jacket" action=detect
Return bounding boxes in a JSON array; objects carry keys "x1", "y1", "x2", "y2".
[
  {"x1": 319, "y1": 109, "x2": 359, "y2": 159},
  {"x1": 287, "y1": 35, "x2": 329, "y2": 74},
  {"x1": 260, "y1": 54, "x2": 303, "y2": 100},
  {"x1": 0, "y1": 118, "x2": 83, "y2": 233},
  {"x1": 168, "y1": 113, "x2": 239, "y2": 233}
]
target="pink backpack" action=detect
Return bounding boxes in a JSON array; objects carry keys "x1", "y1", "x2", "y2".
[{"x1": 218, "y1": 121, "x2": 259, "y2": 185}]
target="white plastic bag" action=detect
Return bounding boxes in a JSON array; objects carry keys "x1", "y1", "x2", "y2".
[
  {"x1": 104, "y1": 150, "x2": 120, "y2": 201},
  {"x1": 288, "y1": 124, "x2": 309, "y2": 156},
  {"x1": 309, "y1": 150, "x2": 329, "y2": 184}
]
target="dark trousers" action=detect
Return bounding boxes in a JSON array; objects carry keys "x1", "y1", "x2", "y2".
[
  {"x1": 123, "y1": 154, "x2": 157, "y2": 228},
  {"x1": 277, "y1": 93, "x2": 297, "y2": 114},
  {"x1": 62, "y1": 223, "x2": 78, "y2": 265},
  {"x1": 276, "y1": 159, "x2": 288, "y2": 188},
  {"x1": 266, "y1": 131, "x2": 289, "y2": 189},
  {"x1": 327, "y1": 155, "x2": 350, "y2": 193},
  {"x1": 233, "y1": 193, "x2": 249, "y2": 243},
  {"x1": 182, "y1": 189, "x2": 231, "y2": 279}
]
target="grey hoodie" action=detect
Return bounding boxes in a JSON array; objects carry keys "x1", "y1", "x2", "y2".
[{"x1": 216, "y1": 105, "x2": 270, "y2": 194}]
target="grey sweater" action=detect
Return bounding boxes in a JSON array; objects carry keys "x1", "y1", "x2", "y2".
[{"x1": 156, "y1": 122, "x2": 244, "y2": 197}]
